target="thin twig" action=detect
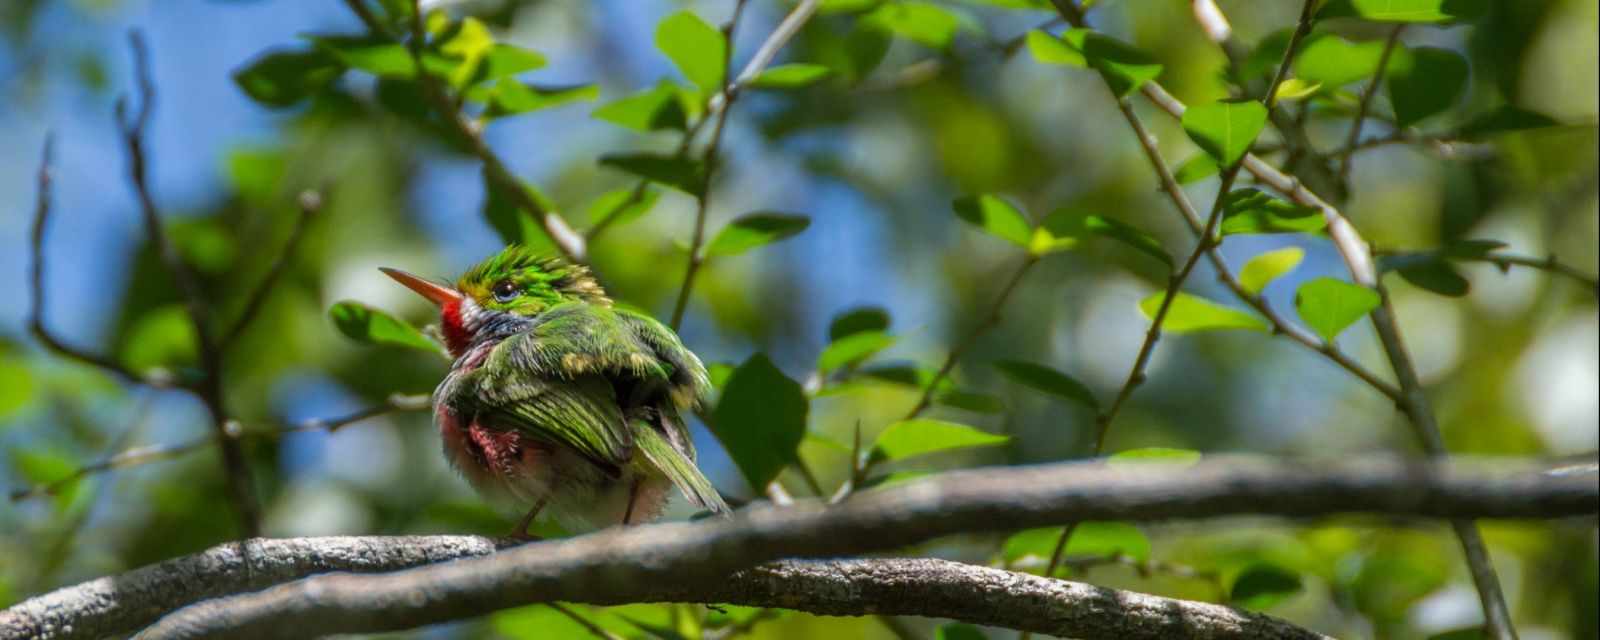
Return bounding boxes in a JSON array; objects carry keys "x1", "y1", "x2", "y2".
[
  {"x1": 547, "y1": 603, "x2": 623, "y2": 640},
  {"x1": 221, "y1": 189, "x2": 323, "y2": 347},
  {"x1": 1337, "y1": 25, "x2": 1405, "y2": 186}
]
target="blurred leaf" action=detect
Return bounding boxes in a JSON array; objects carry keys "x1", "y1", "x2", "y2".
[
  {"x1": 1460, "y1": 106, "x2": 1560, "y2": 139},
  {"x1": 954, "y1": 194, "x2": 1033, "y2": 247},
  {"x1": 994, "y1": 360, "x2": 1099, "y2": 410},
  {"x1": 1387, "y1": 47, "x2": 1468, "y2": 127},
  {"x1": 818, "y1": 331, "x2": 897, "y2": 374},
  {"x1": 706, "y1": 362, "x2": 735, "y2": 390},
  {"x1": 1294, "y1": 278, "x2": 1380, "y2": 342},
  {"x1": 841, "y1": 24, "x2": 892, "y2": 82},
  {"x1": 1239, "y1": 246, "x2": 1305, "y2": 295},
  {"x1": 1002, "y1": 527, "x2": 1061, "y2": 563},
  {"x1": 1230, "y1": 563, "x2": 1304, "y2": 609},
  {"x1": 121, "y1": 305, "x2": 199, "y2": 372},
  {"x1": 483, "y1": 172, "x2": 556, "y2": 247},
  {"x1": 1140, "y1": 292, "x2": 1269, "y2": 333},
  {"x1": 935, "y1": 389, "x2": 1006, "y2": 414},
  {"x1": 232, "y1": 48, "x2": 344, "y2": 108},
  {"x1": 593, "y1": 82, "x2": 692, "y2": 132},
  {"x1": 585, "y1": 186, "x2": 661, "y2": 229},
  {"x1": 438, "y1": 17, "x2": 495, "y2": 87},
  {"x1": 1440, "y1": 238, "x2": 1507, "y2": 258},
  {"x1": 1041, "y1": 209, "x2": 1172, "y2": 267},
  {"x1": 225, "y1": 145, "x2": 288, "y2": 206},
  {"x1": 1295, "y1": 35, "x2": 1391, "y2": 88},
  {"x1": 705, "y1": 213, "x2": 811, "y2": 257},
  {"x1": 749, "y1": 64, "x2": 834, "y2": 90},
  {"x1": 328, "y1": 301, "x2": 439, "y2": 352},
  {"x1": 599, "y1": 153, "x2": 706, "y2": 195},
  {"x1": 1221, "y1": 189, "x2": 1327, "y2": 235},
  {"x1": 1318, "y1": 0, "x2": 1487, "y2": 22},
  {"x1": 829, "y1": 307, "x2": 891, "y2": 341},
  {"x1": 1073, "y1": 31, "x2": 1163, "y2": 98},
  {"x1": 872, "y1": 419, "x2": 1008, "y2": 462},
  {"x1": 486, "y1": 82, "x2": 598, "y2": 118},
  {"x1": 657, "y1": 10, "x2": 727, "y2": 92},
  {"x1": 10, "y1": 448, "x2": 86, "y2": 512},
  {"x1": 1181, "y1": 100, "x2": 1268, "y2": 167},
  {"x1": 1108, "y1": 447, "x2": 1202, "y2": 467},
  {"x1": 308, "y1": 35, "x2": 415, "y2": 77},
  {"x1": 1428, "y1": 628, "x2": 1487, "y2": 640},
  {"x1": 935, "y1": 624, "x2": 986, "y2": 640},
  {"x1": 1065, "y1": 521, "x2": 1151, "y2": 562},
  {"x1": 712, "y1": 354, "x2": 808, "y2": 489},
  {"x1": 1396, "y1": 258, "x2": 1471, "y2": 297},
  {"x1": 0, "y1": 352, "x2": 33, "y2": 419},
  {"x1": 862, "y1": 2, "x2": 965, "y2": 50},
  {"x1": 1025, "y1": 29, "x2": 1086, "y2": 67},
  {"x1": 1173, "y1": 154, "x2": 1220, "y2": 184},
  {"x1": 1272, "y1": 78, "x2": 1321, "y2": 101},
  {"x1": 476, "y1": 43, "x2": 546, "y2": 81}
]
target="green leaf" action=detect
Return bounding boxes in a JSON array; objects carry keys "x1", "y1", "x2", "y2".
[
  {"x1": 1065, "y1": 521, "x2": 1151, "y2": 562},
  {"x1": 994, "y1": 360, "x2": 1098, "y2": 410},
  {"x1": 121, "y1": 305, "x2": 199, "y2": 372},
  {"x1": 1230, "y1": 564, "x2": 1305, "y2": 609},
  {"x1": 1396, "y1": 258, "x2": 1471, "y2": 297},
  {"x1": 1387, "y1": 47, "x2": 1468, "y2": 127},
  {"x1": 329, "y1": 301, "x2": 440, "y2": 353},
  {"x1": 1108, "y1": 447, "x2": 1202, "y2": 467},
  {"x1": 1427, "y1": 628, "x2": 1487, "y2": 640},
  {"x1": 706, "y1": 362, "x2": 735, "y2": 391},
  {"x1": 1182, "y1": 100, "x2": 1268, "y2": 167},
  {"x1": 482, "y1": 172, "x2": 556, "y2": 248},
  {"x1": 232, "y1": 48, "x2": 344, "y2": 108},
  {"x1": 1002, "y1": 527, "x2": 1061, "y2": 563},
  {"x1": 872, "y1": 419, "x2": 1009, "y2": 462},
  {"x1": 712, "y1": 354, "x2": 808, "y2": 490},
  {"x1": 953, "y1": 194, "x2": 1033, "y2": 248},
  {"x1": 935, "y1": 624, "x2": 986, "y2": 640},
  {"x1": 748, "y1": 64, "x2": 834, "y2": 90},
  {"x1": 10, "y1": 449, "x2": 87, "y2": 512},
  {"x1": 1041, "y1": 209, "x2": 1173, "y2": 267},
  {"x1": 862, "y1": 2, "x2": 965, "y2": 50},
  {"x1": 477, "y1": 43, "x2": 546, "y2": 81},
  {"x1": 818, "y1": 331, "x2": 897, "y2": 373},
  {"x1": 656, "y1": 10, "x2": 727, "y2": 92},
  {"x1": 592, "y1": 82, "x2": 691, "y2": 132},
  {"x1": 1173, "y1": 154, "x2": 1220, "y2": 184},
  {"x1": 841, "y1": 24, "x2": 892, "y2": 82},
  {"x1": 1318, "y1": 0, "x2": 1487, "y2": 23},
  {"x1": 1221, "y1": 189, "x2": 1327, "y2": 235},
  {"x1": 1272, "y1": 77, "x2": 1322, "y2": 102},
  {"x1": 829, "y1": 307, "x2": 891, "y2": 341},
  {"x1": 1294, "y1": 277, "x2": 1381, "y2": 342},
  {"x1": 935, "y1": 389, "x2": 1006, "y2": 414},
  {"x1": 1140, "y1": 292, "x2": 1269, "y2": 333},
  {"x1": 0, "y1": 351, "x2": 35, "y2": 419},
  {"x1": 1239, "y1": 246, "x2": 1305, "y2": 295},
  {"x1": 1295, "y1": 34, "x2": 1391, "y2": 88},
  {"x1": 585, "y1": 186, "x2": 662, "y2": 229},
  {"x1": 1074, "y1": 31, "x2": 1163, "y2": 98},
  {"x1": 438, "y1": 16, "x2": 496, "y2": 87},
  {"x1": 1460, "y1": 106, "x2": 1560, "y2": 139},
  {"x1": 705, "y1": 213, "x2": 811, "y2": 257},
  {"x1": 598, "y1": 153, "x2": 706, "y2": 196},
  {"x1": 485, "y1": 82, "x2": 597, "y2": 118},
  {"x1": 308, "y1": 36, "x2": 416, "y2": 77},
  {"x1": 1025, "y1": 29, "x2": 1086, "y2": 67}
]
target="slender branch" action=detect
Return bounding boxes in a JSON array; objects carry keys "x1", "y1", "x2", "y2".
[
  {"x1": 1466, "y1": 253, "x2": 1599, "y2": 291},
  {"x1": 28, "y1": 136, "x2": 166, "y2": 387},
  {"x1": 8, "y1": 456, "x2": 1590, "y2": 639},
  {"x1": 1337, "y1": 25, "x2": 1405, "y2": 186},
  {"x1": 221, "y1": 189, "x2": 323, "y2": 347},
  {"x1": 8, "y1": 394, "x2": 430, "y2": 504}
]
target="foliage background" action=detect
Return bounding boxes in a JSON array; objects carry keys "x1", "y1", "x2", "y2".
[{"x1": 0, "y1": 0, "x2": 1595, "y2": 638}]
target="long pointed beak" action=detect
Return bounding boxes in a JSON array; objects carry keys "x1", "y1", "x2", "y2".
[{"x1": 380, "y1": 267, "x2": 462, "y2": 308}]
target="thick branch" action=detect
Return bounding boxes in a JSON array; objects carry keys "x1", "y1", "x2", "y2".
[{"x1": 88, "y1": 455, "x2": 1600, "y2": 638}]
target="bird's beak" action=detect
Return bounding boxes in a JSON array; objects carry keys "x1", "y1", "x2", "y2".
[{"x1": 380, "y1": 267, "x2": 462, "y2": 308}]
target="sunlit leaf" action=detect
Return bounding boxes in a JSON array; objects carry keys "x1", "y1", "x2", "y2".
[
  {"x1": 994, "y1": 360, "x2": 1099, "y2": 410},
  {"x1": 1181, "y1": 100, "x2": 1268, "y2": 167},
  {"x1": 953, "y1": 194, "x2": 1033, "y2": 248},
  {"x1": 476, "y1": 43, "x2": 546, "y2": 81},
  {"x1": 656, "y1": 10, "x2": 727, "y2": 92},
  {"x1": 487, "y1": 82, "x2": 598, "y2": 118},
  {"x1": 1318, "y1": 0, "x2": 1487, "y2": 23},
  {"x1": 872, "y1": 419, "x2": 1008, "y2": 462},
  {"x1": 1231, "y1": 563, "x2": 1305, "y2": 609},
  {"x1": 705, "y1": 212, "x2": 811, "y2": 257},
  {"x1": 329, "y1": 301, "x2": 440, "y2": 353},
  {"x1": 712, "y1": 354, "x2": 808, "y2": 490},
  {"x1": 1139, "y1": 292, "x2": 1269, "y2": 333},
  {"x1": 862, "y1": 2, "x2": 965, "y2": 50},
  {"x1": 308, "y1": 35, "x2": 415, "y2": 77},
  {"x1": 1388, "y1": 47, "x2": 1468, "y2": 127},
  {"x1": 1041, "y1": 209, "x2": 1173, "y2": 267},
  {"x1": 1025, "y1": 29, "x2": 1086, "y2": 67},
  {"x1": 1108, "y1": 447, "x2": 1202, "y2": 467},
  {"x1": 1239, "y1": 246, "x2": 1305, "y2": 295},
  {"x1": 1294, "y1": 277, "x2": 1380, "y2": 342},
  {"x1": 818, "y1": 331, "x2": 897, "y2": 373},
  {"x1": 1295, "y1": 34, "x2": 1392, "y2": 88},
  {"x1": 1221, "y1": 189, "x2": 1327, "y2": 235},
  {"x1": 1065, "y1": 521, "x2": 1151, "y2": 562},
  {"x1": 1271, "y1": 77, "x2": 1321, "y2": 102},
  {"x1": 748, "y1": 64, "x2": 834, "y2": 90},
  {"x1": 1173, "y1": 154, "x2": 1220, "y2": 184},
  {"x1": 593, "y1": 82, "x2": 692, "y2": 132},
  {"x1": 0, "y1": 350, "x2": 35, "y2": 420}
]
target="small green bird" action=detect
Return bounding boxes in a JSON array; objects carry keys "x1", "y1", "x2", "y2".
[{"x1": 382, "y1": 246, "x2": 728, "y2": 536}]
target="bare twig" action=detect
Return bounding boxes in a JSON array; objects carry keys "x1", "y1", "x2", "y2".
[
  {"x1": 1473, "y1": 253, "x2": 1600, "y2": 291},
  {"x1": 1336, "y1": 25, "x2": 1405, "y2": 186},
  {"x1": 116, "y1": 455, "x2": 1597, "y2": 638},
  {"x1": 221, "y1": 189, "x2": 323, "y2": 347}
]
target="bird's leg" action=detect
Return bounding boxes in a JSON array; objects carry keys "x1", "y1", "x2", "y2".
[
  {"x1": 510, "y1": 498, "x2": 547, "y2": 541},
  {"x1": 621, "y1": 479, "x2": 642, "y2": 525}
]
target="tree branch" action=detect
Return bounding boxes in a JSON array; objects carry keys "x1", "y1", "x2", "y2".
[
  {"x1": 30, "y1": 455, "x2": 1584, "y2": 639},
  {"x1": 220, "y1": 189, "x2": 322, "y2": 348}
]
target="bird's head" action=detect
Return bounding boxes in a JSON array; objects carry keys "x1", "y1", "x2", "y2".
[{"x1": 381, "y1": 246, "x2": 608, "y2": 356}]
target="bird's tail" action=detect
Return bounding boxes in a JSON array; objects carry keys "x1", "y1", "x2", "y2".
[{"x1": 633, "y1": 421, "x2": 731, "y2": 516}]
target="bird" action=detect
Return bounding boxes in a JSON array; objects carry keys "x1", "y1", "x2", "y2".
[{"x1": 381, "y1": 246, "x2": 728, "y2": 537}]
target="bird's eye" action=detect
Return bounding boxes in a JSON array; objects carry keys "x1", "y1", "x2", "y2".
[{"x1": 492, "y1": 280, "x2": 519, "y2": 302}]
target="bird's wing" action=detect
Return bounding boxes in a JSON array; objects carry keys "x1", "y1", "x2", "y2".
[
  {"x1": 633, "y1": 416, "x2": 729, "y2": 514},
  {"x1": 472, "y1": 370, "x2": 633, "y2": 472}
]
